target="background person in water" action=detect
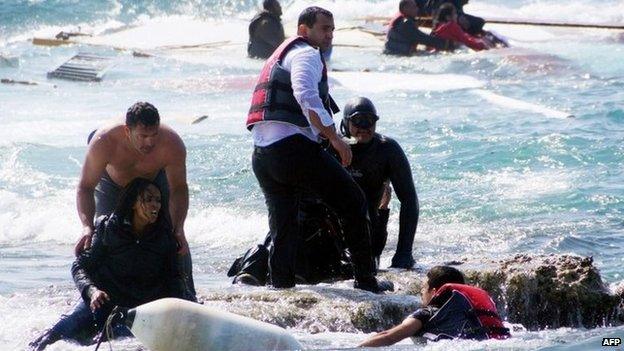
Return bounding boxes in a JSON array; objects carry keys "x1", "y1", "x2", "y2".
[
  {"x1": 384, "y1": 0, "x2": 452, "y2": 56},
  {"x1": 247, "y1": 0, "x2": 285, "y2": 59},
  {"x1": 30, "y1": 178, "x2": 186, "y2": 351}
]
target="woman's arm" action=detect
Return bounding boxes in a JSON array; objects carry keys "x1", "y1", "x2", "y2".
[{"x1": 71, "y1": 219, "x2": 107, "y2": 303}]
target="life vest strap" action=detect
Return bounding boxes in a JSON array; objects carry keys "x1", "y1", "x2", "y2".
[
  {"x1": 249, "y1": 102, "x2": 303, "y2": 114},
  {"x1": 253, "y1": 80, "x2": 294, "y2": 93}
]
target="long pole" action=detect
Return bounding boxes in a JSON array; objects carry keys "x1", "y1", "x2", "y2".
[
  {"x1": 485, "y1": 18, "x2": 624, "y2": 30},
  {"x1": 360, "y1": 16, "x2": 624, "y2": 30}
]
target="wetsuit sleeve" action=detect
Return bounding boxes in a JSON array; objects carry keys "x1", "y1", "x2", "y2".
[
  {"x1": 289, "y1": 47, "x2": 334, "y2": 128},
  {"x1": 71, "y1": 221, "x2": 107, "y2": 302},
  {"x1": 387, "y1": 140, "x2": 419, "y2": 267},
  {"x1": 255, "y1": 18, "x2": 285, "y2": 49},
  {"x1": 399, "y1": 18, "x2": 449, "y2": 50}
]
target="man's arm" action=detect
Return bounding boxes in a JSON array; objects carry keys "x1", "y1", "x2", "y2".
[
  {"x1": 402, "y1": 19, "x2": 450, "y2": 50},
  {"x1": 388, "y1": 140, "x2": 419, "y2": 268},
  {"x1": 164, "y1": 131, "x2": 189, "y2": 255},
  {"x1": 358, "y1": 317, "x2": 422, "y2": 347},
  {"x1": 308, "y1": 110, "x2": 352, "y2": 166},
  {"x1": 75, "y1": 132, "x2": 109, "y2": 255},
  {"x1": 289, "y1": 47, "x2": 352, "y2": 166}
]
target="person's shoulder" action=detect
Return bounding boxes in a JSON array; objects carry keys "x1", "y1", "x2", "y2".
[
  {"x1": 290, "y1": 41, "x2": 318, "y2": 56},
  {"x1": 160, "y1": 124, "x2": 184, "y2": 144},
  {"x1": 410, "y1": 305, "x2": 437, "y2": 322},
  {"x1": 378, "y1": 134, "x2": 402, "y2": 149},
  {"x1": 90, "y1": 123, "x2": 124, "y2": 146}
]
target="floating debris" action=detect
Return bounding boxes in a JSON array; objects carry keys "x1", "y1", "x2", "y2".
[{"x1": 47, "y1": 53, "x2": 114, "y2": 82}]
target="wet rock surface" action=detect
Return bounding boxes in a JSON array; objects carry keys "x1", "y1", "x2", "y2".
[{"x1": 197, "y1": 254, "x2": 623, "y2": 333}]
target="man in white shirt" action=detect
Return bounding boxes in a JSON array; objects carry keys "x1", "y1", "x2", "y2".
[{"x1": 246, "y1": 7, "x2": 390, "y2": 293}]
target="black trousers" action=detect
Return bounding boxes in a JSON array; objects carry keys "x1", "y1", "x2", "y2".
[{"x1": 252, "y1": 134, "x2": 375, "y2": 288}]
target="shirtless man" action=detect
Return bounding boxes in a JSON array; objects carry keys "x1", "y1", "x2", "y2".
[{"x1": 74, "y1": 101, "x2": 196, "y2": 300}]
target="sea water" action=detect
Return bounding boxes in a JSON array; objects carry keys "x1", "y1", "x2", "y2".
[{"x1": 1, "y1": 0, "x2": 623, "y2": 350}]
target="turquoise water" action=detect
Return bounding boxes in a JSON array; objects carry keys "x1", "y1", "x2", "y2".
[{"x1": 1, "y1": 0, "x2": 624, "y2": 350}]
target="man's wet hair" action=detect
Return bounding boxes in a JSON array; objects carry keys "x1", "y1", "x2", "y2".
[
  {"x1": 263, "y1": 0, "x2": 278, "y2": 11},
  {"x1": 298, "y1": 6, "x2": 333, "y2": 28},
  {"x1": 126, "y1": 101, "x2": 160, "y2": 128},
  {"x1": 399, "y1": 0, "x2": 415, "y2": 14},
  {"x1": 426, "y1": 265, "x2": 465, "y2": 290}
]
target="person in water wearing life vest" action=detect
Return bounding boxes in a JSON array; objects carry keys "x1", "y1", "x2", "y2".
[
  {"x1": 421, "y1": 0, "x2": 484, "y2": 35},
  {"x1": 339, "y1": 97, "x2": 419, "y2": 269},
  {"x1": 431, "y1": 3, "x2": 491, "y2": 51},
  {"x1": 248, "y1": 0, "x2": 286, "y2": 59},
  {"x1": 384, "y1": 0, "x2": 452, "y2": 56},
  {"x1": 30, "y1": 179, "x2": 188, "y2": 351},
  {"x1": 75, "y1": 102, "x2": 196, "y2": 302},
  {"x1": 247, "y1": 6, "x2": 391, "y2": 293},
  {"x1": 359, "y1": 265, "x2": 510, "y2": 347}
]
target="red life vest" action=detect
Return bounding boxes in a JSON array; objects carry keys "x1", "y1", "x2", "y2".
[
  {"x1": 422, "y1": 283, "x2": 510, "y2": 340},
  {"x1": 246, "y1": 36, "x2": 337, "y2": 131}
]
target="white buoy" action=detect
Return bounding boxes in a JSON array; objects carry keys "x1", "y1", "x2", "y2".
[{"x1": 123, "y1": 298, "x2": 303, "y2": 351}]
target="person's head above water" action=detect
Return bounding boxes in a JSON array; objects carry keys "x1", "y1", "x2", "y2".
[
  {"x1": 399, "y1": 0, "x2": 419, "y2": 18},
  {"x1": 297, "y1": 6, "x2": 334, "y2": 51},
  {"x1": 114, "y1": 177, "x2": 163, "y2": 232},
  {"x1": 263, "y1": 0, "x2": 282, "y2": 17},
  {"x1": 435, "y1": 3, "x2": 458, "y2": 24},
  {"x1": 421, "y1": 265, "x2": 465, "y2": 305},
  {"x1": 341, "y1": 97, "x2": 379, "y2": 144},
  {"x1": 125, "y1": 101, "x2": 160, "y2": 155}
]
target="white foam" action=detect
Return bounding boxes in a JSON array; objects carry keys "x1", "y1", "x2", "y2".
[
  {"x1": 465, "y1": 168, "x2": 572, "y2": 200},
  {"x1": 330, "y1": 72, "x2": 484, "y2": 93},
  {"x1": 185, "y1": 206, "x2": 268, "y2": 248},
  {"x1": 475, "y1": 90, "x2": 573, "y2": 119}
]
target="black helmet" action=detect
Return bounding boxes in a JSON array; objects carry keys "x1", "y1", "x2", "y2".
[{"x1": 340, "y1": 97, "x2": 379, "y2": 137}]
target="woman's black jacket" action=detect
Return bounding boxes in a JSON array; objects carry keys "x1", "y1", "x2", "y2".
[{"x1": 71, "y1": 214, "x2": 184, "y2": 308}]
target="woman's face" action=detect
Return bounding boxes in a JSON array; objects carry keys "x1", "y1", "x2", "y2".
[{"x1": 133, "y1": 184, "x2": 161, "y2": 224}]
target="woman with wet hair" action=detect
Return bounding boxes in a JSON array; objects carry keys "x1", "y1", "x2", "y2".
[{"x1": 30, "y1": 178, "x2": 186, "y2": 350}]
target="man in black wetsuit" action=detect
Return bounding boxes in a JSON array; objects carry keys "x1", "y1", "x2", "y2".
[
  {"x1": 384, "y1": 0, "x2": 451, "y2": 56},
  {"x1": 340, "y1": 97, "x2": 419, "y2": 269},
  {"x1": 248, "y1": 0, "x2": 286, "y2": 59}
]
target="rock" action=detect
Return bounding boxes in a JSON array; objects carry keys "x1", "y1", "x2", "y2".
[
  {"x1": 473, "y1": 254, "x2": 622, "y2": 330},
  {"x1": 197, "y1": 254, "x2": 623, "y2": 333}
]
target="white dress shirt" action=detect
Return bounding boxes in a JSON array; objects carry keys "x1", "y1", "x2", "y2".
[{"x1": 252, "y1": 41, "x2": 335, "y2": 147}]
